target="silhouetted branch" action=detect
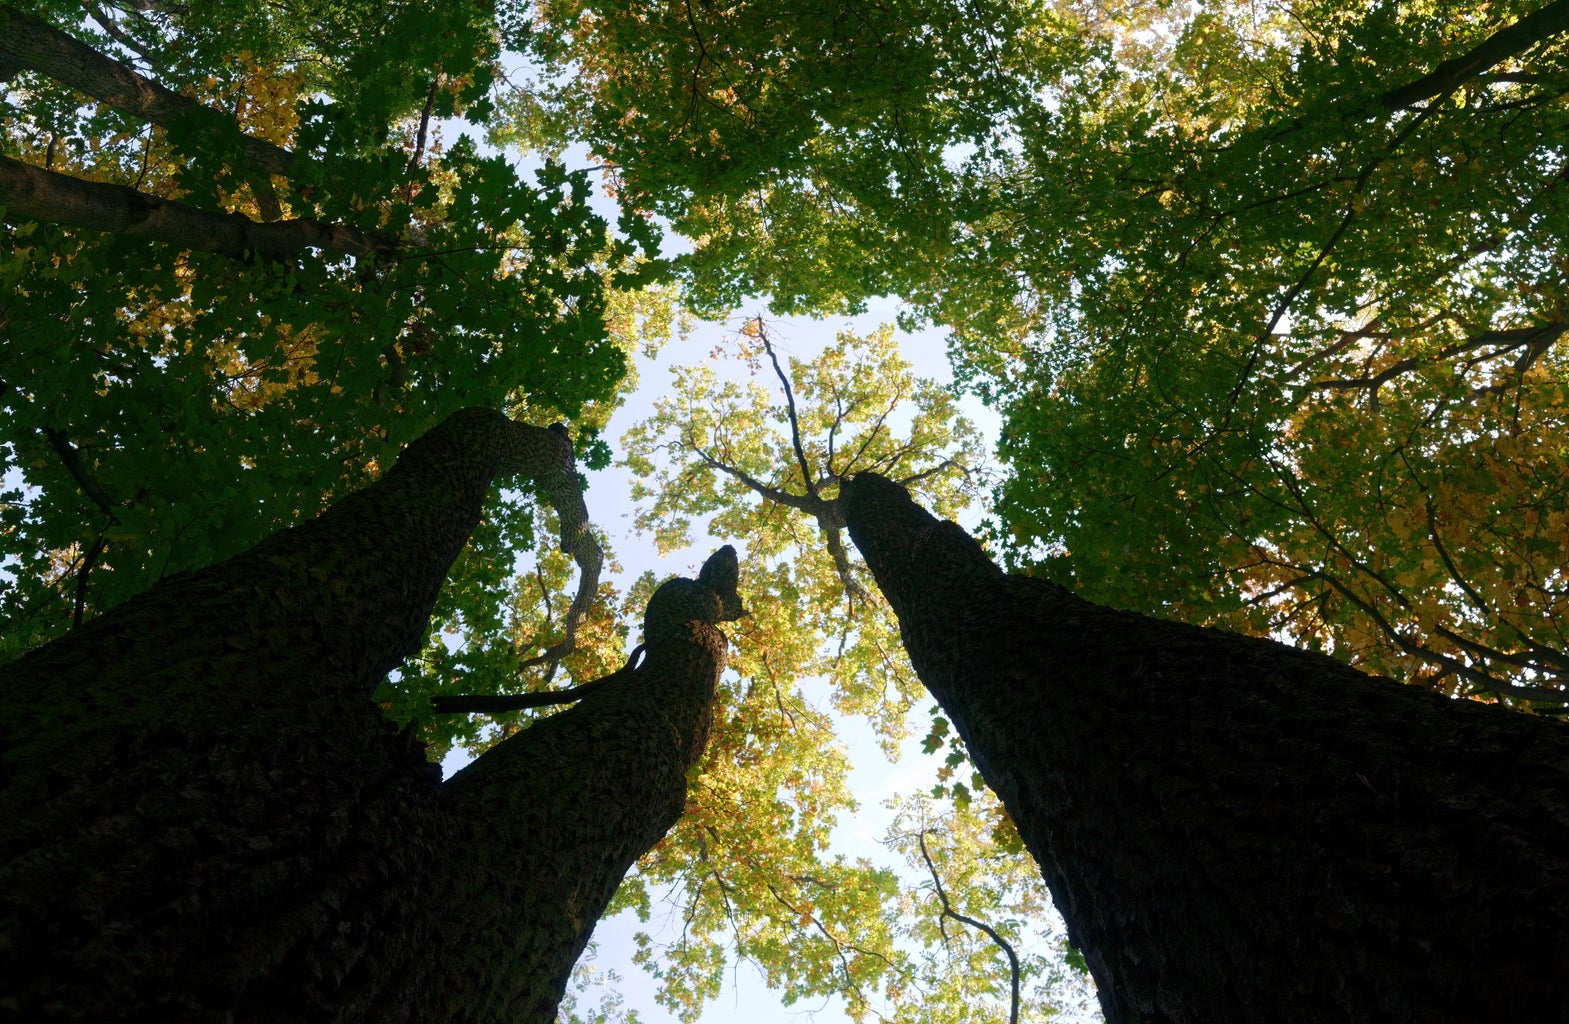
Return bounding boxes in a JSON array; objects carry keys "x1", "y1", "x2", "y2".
[
  {"x1": 918, "y1": 830, "x2": 1020, "y2": 1024},
  {"x1": 1, "y1": 5, "x2": 291, "y2": 216},
  {"x1": 755, "y1": 318, "x2": 820, "y2": 497},
  {"x1": 42, "y1": 427, "x2": 117, "y2": 517},
  {"x1": 1383, "y1": 0, "x2": 1569, "y2": 110},
  {"x1": 406, "y1": 77, "x2": 440, "y2": 181},
  {"x1": 72, "y1": 535, "x2": 105, "y2": 628},
  {"x1": 0, "y1": 155, "x2": 397, "y2": 261}
]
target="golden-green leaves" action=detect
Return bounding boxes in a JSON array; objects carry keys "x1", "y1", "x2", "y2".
[
  {"x1": 622, "y1": 322, "x2": 988, "y2": 737},
  {"x1": 609, "y1": 321, "x2": 1072, "y2": 1019}
]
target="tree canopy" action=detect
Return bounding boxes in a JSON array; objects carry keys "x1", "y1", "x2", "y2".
[
  {"x1": 534, "y1": 0, "x2": 1569, "y2": 706},
  {"x1": 0, "y1": 0, "x2": 655, "y2": 659},
  {"x1": 7, "y1": 0, "x2": 1569, "y2": 1020}
]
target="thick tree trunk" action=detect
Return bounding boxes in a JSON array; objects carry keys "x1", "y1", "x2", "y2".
[
  {"x1": 0, "y1": 155, "x2": 394, "y2": 261},
  {"x1": 0, "y1": 408, "x2": 729, "y2": 1023},
  {"x1": 842, "y1": 472, "x2": 1569, "y2": 1024}
]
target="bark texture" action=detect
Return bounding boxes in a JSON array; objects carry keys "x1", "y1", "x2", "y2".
[
  {"x1": 0, "y1": 408, "x2": 730, "y2": 1023},
  {"x1": 1382, "y1": 0, "x2": 1569, "y2": 110},
  {"x1": 842, "y1": 471, "x2": 1569, "y2": 1024}
]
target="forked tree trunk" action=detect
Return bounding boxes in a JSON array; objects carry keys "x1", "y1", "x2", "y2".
[
  {"x1": 0, "y1": 408, "x2": 729, "y2": 1023},
  {"x1": 842, "y1": 472, "x2": 1569, "y2": 1024}
]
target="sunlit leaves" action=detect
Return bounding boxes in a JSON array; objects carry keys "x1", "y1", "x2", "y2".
[
  {"x1": 622, "y1": 322, "x2": 988, "y2": 737},
  {"x1": 884, "y1": 792, "x2": 1098, "y2": 1024},
  {"x1": 529, "y1": 0, "x2": 1569, "y2": 709},
  {"x1": 989, "y1": 0, "x2": 1569, "y2": 706},
  {"x1": 528, "y1": 0, "x2": 1078, "y2": 316},
  {"x1": 613, "y1": 322, "x2": 1023, "y2": 1019}
]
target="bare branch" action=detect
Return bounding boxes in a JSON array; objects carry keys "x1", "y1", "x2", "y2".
[
  {"x1": 42, "y1": 427, "x2": 117, "y2": 517},
  {"x1": 1309, "y1": 323, "x2": 1565, "y2": 393},
  {"x1": 0, "y1": 154, "x2": 398, "y2": 261},
  {"x1": 755, "y1": 318, "x2": 819, "y2": 498},
  {"x1": 824, "y1": 524, "x2": 871, "y2": 607},
  {"x1": 405, "y1": 77, "x2": 440, "y2": 181},
  {"x1": 918, "y1": 830, "x2": 1020, "y2": 1024},
  {"x1": 1423, "y1": 498, "x2": 1491, "y2": 617},
  {"x1": 515, "y1": 424, "x2": 605, "y2": 684},
  {"x1": 687, "y1": 431, "x2": 826, "y2": 516},
  {"x1": 72, "y1": 535, "x2": 106, "y2": 628},
  {"x1": 432, "y1": 646, "x2": 645, "y2": 715},
  {"x1": 0, "y1": 6, "x2": 296, "y2": 180}
]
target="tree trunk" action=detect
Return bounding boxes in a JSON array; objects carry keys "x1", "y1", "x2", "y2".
[
  {"x1": 0, "y1": 408, "x2": 729, "y2": 1023},
  {"x1": 842, "y1": 472, "x2": 1569, "y2": 1024}
]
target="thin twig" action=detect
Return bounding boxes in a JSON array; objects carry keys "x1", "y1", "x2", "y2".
[
  {"x1": 756, "y1": 318, "x2": 820, "y2": 498},
  {"x1": 918, "y1": 830, "x2": 1020, "y2": 1024}
]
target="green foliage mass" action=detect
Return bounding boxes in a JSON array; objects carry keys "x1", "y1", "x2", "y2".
[
  {"x1": 0, "y1": 0, "x2": 655, "y2": 655},
  {"x1": 540, "y1": 0, "x2": 1569, "y2": 705},
  {"x1": 605, "y1": 322, "x2": 1091, "y2": 1021},
  {"x1": 528, "y1": 0, "x2": 1081, "y2": 316},
  {"x1": 3, "y1": 7, "x2": 1091, "y2": 1019},
  {"x1": 27, "y1": 0, "x2": 1567, "y2": 1020}
]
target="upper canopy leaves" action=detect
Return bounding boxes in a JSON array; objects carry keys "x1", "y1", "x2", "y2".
[{"x1": 537, "y1": 0, "x2": 1569, "y2": 705}]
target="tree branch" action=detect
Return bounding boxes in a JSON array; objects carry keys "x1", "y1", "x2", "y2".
[
  {"x1": 1422, "y1": 497, "x2": 1491, "y2": 617},
  {"x1": 0, "y1": 6, "x2": 296, "y2": 181},
  {"x1": 432, "y1": 646, "x2": 644, "y2": 714},
  {"x1": 755, "y1": 318, "x2": 820, "y2": 498},
  {"x1": 1309, "y1": 323, "x2": 1565, "y2": 393},
  {"x1": 688, "y1": 433, "x2": 825, "y2": 516},
  {"x1": 1383, "y1": 0, "x2": 1569, "y2": 110},
  {"x1": 824, "y1": 524, "x2": 871, "y2": 606},
  {"x1": 918, "y1": 830, "x2": 1020, "y2": 1024},
  {"x1": 515, "y1": 423, "x2": 605, "y2": 684},
  {"x1": 41, "y1": 427, "x2": 117, "y2": 517},
  {"x1": 1275, "y1": 557, "x2": 1569, "y2": 704},
  {"x1": 405, "y1": 76, "x2": 440, "y2": 181},
  {"x1": 1227, "y1": 100, "x2": 1449, "y2": 413},
  {"x1": 0, "y1": 154, "x2": 398, "y2": 261},
  {"x1": 72, "y1": 535, "x2": 106, "y2": 629}
]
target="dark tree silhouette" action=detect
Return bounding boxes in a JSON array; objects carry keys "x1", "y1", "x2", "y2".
[
  {"x1": 0, "y1": 408, "x2": 741, "y2": 1024},
  {"x1": 843, "y1": 471, "x2": 1569, "y2": 1024}
]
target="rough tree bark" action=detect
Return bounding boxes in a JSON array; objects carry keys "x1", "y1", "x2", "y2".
[
  {"x1": 0, "y1": 408, "x2": 735, "y2": 1023},
  {"x1": 842, "y1": 472, "x2": 1569, "y2": 1024}
]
